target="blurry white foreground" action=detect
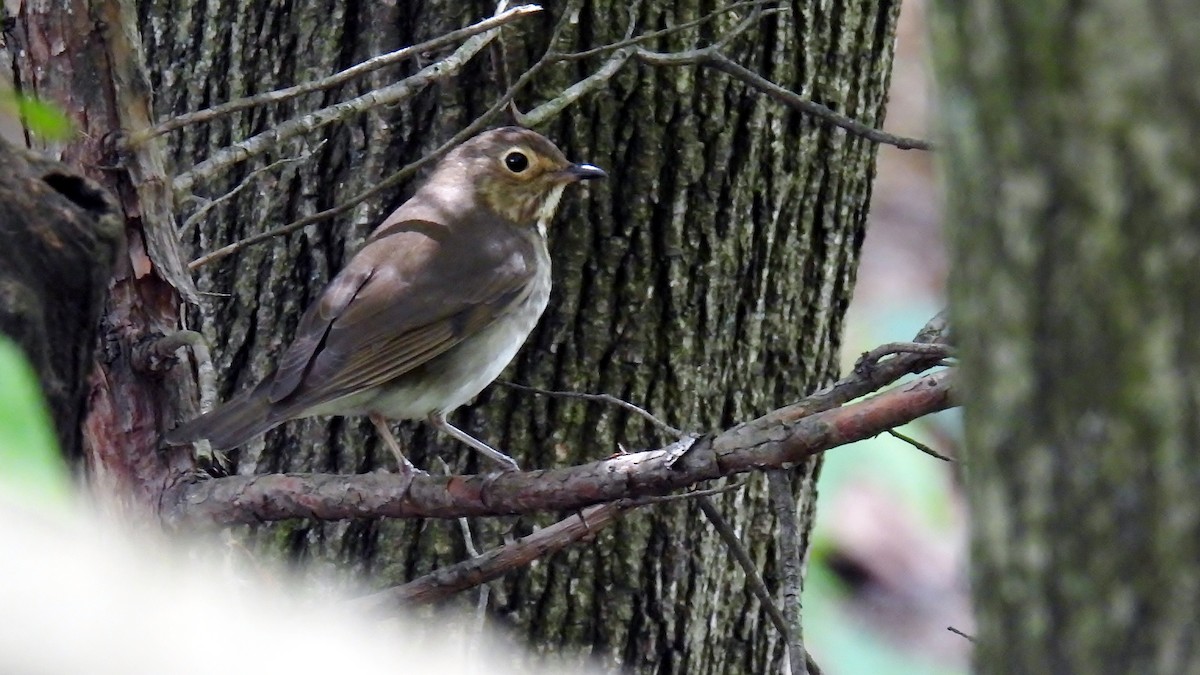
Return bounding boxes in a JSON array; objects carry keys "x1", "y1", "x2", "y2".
[{"x1": 0, "y1": 498, "x2": 601, "y2": 675}]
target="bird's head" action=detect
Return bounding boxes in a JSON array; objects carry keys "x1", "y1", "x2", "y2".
[{"x1": 441, "y1": 127, "x2": 606, "y2": 229}]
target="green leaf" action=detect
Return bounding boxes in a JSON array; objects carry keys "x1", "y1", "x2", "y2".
[
  {"x1": 0, "y1": 89, "x2": 74, "y2": 140},
  {"x1": 0, "y1": 337, "x2": 72, "y2": 507}
]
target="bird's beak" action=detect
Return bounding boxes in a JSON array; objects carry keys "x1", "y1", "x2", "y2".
[{"x1": 563, "y1": 163, "x2": 607, "y2": 182}]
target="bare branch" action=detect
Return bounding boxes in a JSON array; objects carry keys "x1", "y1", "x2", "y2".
[
  {"x1": 163, "y1": 368, "x2": 955, "y2": 525},
  {"x1": 353, "y1": 503, "x2": 628, "y2": 609},
  {"x1": 766, "y1": 472, "x2": 811, "y2": 675},
  {"x1": 129, "y1": 6, "x2": 543, "y2": 145},
  {"x1": 498, "y1": 380, "x2": 687, "y2": 438},
  {"x1": 621, "y1": 481, "x2": 744, "y2": 506},
  {"x1": 172, "y1": 20, "x2": 505, "y2": 197},
  {"x1": 518, "y1": 48, "x2": 633, "y2": 127},
  {"x1": 856, "y1": 341, "x2": 955, "y2": 374},
  {"x1": 947, "y1": 626, "x2": 977, "y2": 642},
  {"x1": 357, "y1": 482, "x2": 741, "y2": 609}
]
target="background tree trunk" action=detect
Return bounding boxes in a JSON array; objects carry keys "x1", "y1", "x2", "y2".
[
  {"x1": 934, "y1": 1, "x2": 1200, "y2": 671},
  {"x1": 10, "y1": 0, "x2": 901, "y2": 671}
]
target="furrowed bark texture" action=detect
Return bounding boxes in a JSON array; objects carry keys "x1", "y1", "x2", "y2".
[
  {"x1": 132, "y1": 1, "x2": 894, "y2": 671},
  {"x1": 933, "y1": 1, "x2": 1200, "y2": 671}
]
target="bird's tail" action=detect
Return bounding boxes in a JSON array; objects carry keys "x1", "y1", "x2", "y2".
[{"x1": 163, "y1": 387, "x2": 285, "y2": 451}]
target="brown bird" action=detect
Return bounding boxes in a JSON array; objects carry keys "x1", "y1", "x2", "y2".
[{"x1": 166, "y1": 127, "x2": 605, "y2": 473}]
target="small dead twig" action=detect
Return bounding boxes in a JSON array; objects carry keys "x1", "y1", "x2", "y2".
[
  {"x1": 698, "y1": 495, "x2": 823, "y2": 675},
  {"x1": 947, "y1": 626, "x2": 976, "y2": 642},
  {"x1": 178, "y1": 141, "x2": 325, "y2": 237},
  {"x1": 499, "y1": 380, "x2": 686, "y2": 438},
  {"x1": 767, "y1": 471, "x2": 812, "y2": 675},
  {"x1": 619, "y1": 481, "x2": 744, "y2": 507},
  {"x1": 521, "y1": 2, "x2": 780, "y2": 127},
  {"x1": 351, "y1": 502, "x2": 628, "y2": 609},
  {"x1": 551, "y1": 0, "x2": 780, "y2": 62},
  {"x1": 887, "y1": 428, "x2": 953, "y2": 462}
]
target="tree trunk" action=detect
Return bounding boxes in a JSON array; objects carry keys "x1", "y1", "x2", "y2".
[
  {"x1": 9, "y1": 1, "x2": 901, "y2": 671},
  {"x1": 0, "y1": 141, "x2": 122, "y2": 458},
  {"x1": 934, "y1": 1, "x2": 1200, "y2": 671}
]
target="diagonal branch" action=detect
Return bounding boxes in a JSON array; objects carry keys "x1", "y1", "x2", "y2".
[
  {"x1": 354, "y1": 502, "x2": 629, "y2": 609},
  {"x1": 128, "y1": 5, "x2": 542, "y2": 145},
  {"x1": 635, "y1": 48, "x2": 932, "y2": 151},
  {"x1": 699, "y1": 495, "x2": 823, "y2": 675},
  {"x1": 163, "y1": 368, "x2": 955, "y2": 525},
  {"x1": 171, "y1": 13, "x2": 514, "y2": 197}
]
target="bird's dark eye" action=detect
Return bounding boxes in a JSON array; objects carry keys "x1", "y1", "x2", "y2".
[{"x1": 504, "y1": 151, "x2": 530, "y2": 173}]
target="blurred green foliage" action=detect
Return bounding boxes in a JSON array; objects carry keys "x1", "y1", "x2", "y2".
[
  {"x1": 803, "y1": 304, "x2": 967, "y2": 674},
  {"x1": 0, "y1": 337, "x2": 72, "y2": 506},
  {"x1": 0, "y1": 89, "x2": 73, "y2": 140}
]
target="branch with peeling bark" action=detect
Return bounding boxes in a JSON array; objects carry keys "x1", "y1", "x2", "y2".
[{"x1": 163, "y1": 352, "x2": 954, "y2": 525}]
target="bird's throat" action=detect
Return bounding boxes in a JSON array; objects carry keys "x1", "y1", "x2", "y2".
[{"x1": 535, "y1": 184, "x2": 567, "y2": 237}]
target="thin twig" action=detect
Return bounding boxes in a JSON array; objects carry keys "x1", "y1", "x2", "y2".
[
  {"x1": 130, "y1": 5, "x2": 542, "y2": 145},
  {"x1": 697, "y1": 496, "x2": 822, "y2": 675},
  {"x1": 618, "y1": 481, "x2": 744, "y2": 507},
  {"x1": 635, "y1": 48, "x2": 932, "y2": 151},
  {"x1": 522, "y1": 2, "x2": 780, "y2": 127},
  {"x1": 767, "y1": 472, "x2": 811, "y2": 675},
  {"x1": 856, "y1": 341, "x2": 955, "y2": 373},
  {"x1": 352, "y1": 502, "x2": 628, "y2": 609},
  {"x1": 178, "y1": 141, "x2": 326, "y2": 237},
  {"x1": 499, "y1": 380, "x2": 686, "y2": 438},
  {"x1": 519, "y1": 48, "x2": 633, "y2": 126},
  {"x1": 149, "y1": 330, "x2": 217, "y2": 412},
  {"x1": 551, "y1": 0, "x2": 780, "y2": 61},
  {"x1": 887, "y1": 428, "x2": 952, "y2": 462},
  {"x1": 947, "y1": 626, "x2": 976, "y2": 642}
]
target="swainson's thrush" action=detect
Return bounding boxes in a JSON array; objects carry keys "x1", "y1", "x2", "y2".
[{"x1": 166, "y1": 127, "x2": 605, "y2": 472}]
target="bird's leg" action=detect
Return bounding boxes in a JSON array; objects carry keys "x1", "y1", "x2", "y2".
[
  {"x1": 369, "y1": 413, "x2": 416, "y2": 475},
  {"x1": 427, "y1": 412, "x2": 521, "y2": 472}
]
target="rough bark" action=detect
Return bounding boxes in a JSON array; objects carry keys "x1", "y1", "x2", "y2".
[
  {"x1": 933, "y1": 0, "x2": 1200, "y2": 671},
  {"x1": 8, "y1": 0, "x2": 901, "y2": 671},
  {"x1": 0, "y1": 140, "x2": 123, "y2": 458}
]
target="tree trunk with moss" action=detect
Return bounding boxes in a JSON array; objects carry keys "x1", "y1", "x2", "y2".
[
  {"x1": 10, "y1": 0, "x2": 900, "y2": 671},
  {"x1": 934, "y1": 1, "x2": 1200, "y2": 671}
]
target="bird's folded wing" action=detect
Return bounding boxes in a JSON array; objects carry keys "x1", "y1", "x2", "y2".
[{"x1": 267, "y1": 220, "x2": 534, "y2": 408}]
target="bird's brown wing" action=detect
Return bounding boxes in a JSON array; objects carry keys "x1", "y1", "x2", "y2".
[{"x1": 267, "y1": 218, "x2": 535, "y2": 409}]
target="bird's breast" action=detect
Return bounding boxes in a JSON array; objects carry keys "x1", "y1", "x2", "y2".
[{"x1": 366, "y1": 236, "x2": 552, "y2": 419}]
